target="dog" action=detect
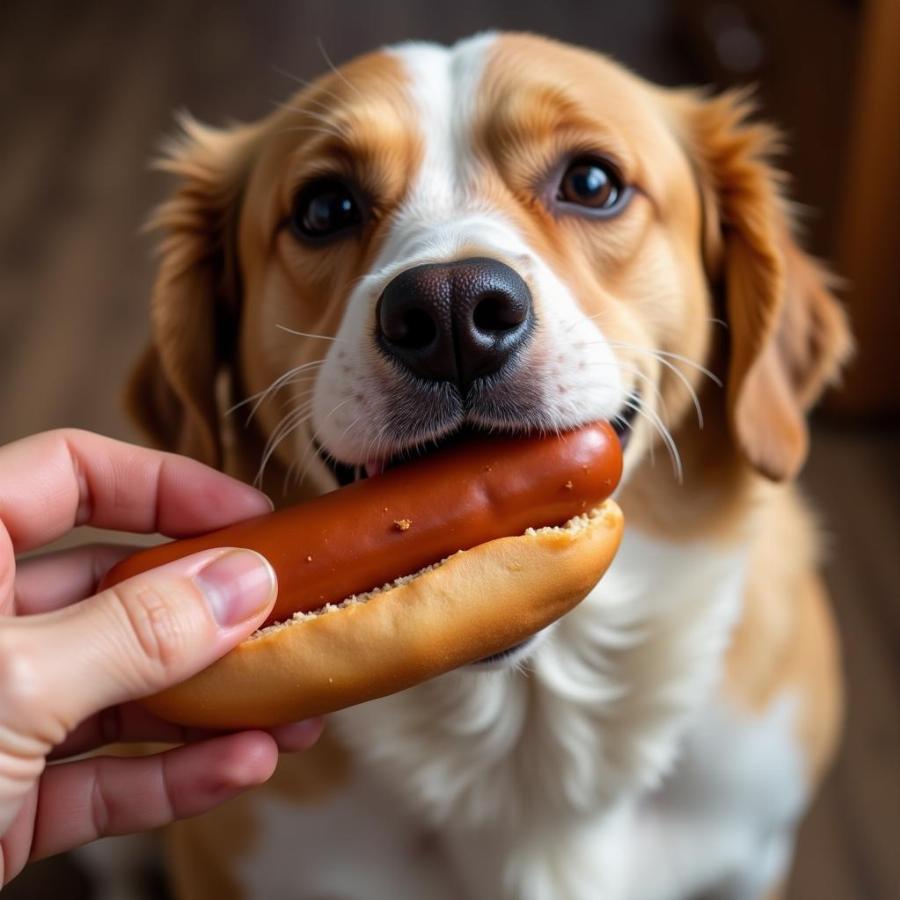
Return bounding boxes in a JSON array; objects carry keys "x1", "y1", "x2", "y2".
[{"x1": 126, "y1": 32, "x2": 851, "y2": 900}]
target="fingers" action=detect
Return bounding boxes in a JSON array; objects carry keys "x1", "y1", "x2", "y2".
[
  {"x1": 49, "y1": 705, "x2": 324, "y2": 761},
  {"x1": 14, "y1": 543, "x2": 139, "y2": 615},
  {"x1": 0, "y1": 548, "x2": 276, "y2": 744},
  {"x1": 0, "y1": 428, "x2": 272, "y2": 556},
  {"x1": 267, "y1": 718, "x2": 326, "y2": 752},
  {"x1": 47, "y1": 704, "x2": 217, "y2": 761},
  {"x1": 30, "y1": 732, "x2": 279, "y2": 862}
]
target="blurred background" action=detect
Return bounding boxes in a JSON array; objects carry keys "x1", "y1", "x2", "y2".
[{"x1": 1, "y1": 1, "x2": 897, "y2": 898}]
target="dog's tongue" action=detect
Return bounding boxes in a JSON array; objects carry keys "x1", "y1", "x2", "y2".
[{"x1": 365, "y1": 459, "x2": 386, "y2": 479}]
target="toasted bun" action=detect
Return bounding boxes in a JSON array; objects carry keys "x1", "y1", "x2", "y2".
[{"x1": 142, "y1": 500, "x2": 623, "y2": 728}]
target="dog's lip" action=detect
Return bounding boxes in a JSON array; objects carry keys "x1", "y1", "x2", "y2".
[
  {"x1": 611, "y1": 393, "x2": 640, "y2": 449},
  {"x1": 315, "y1": 450, "x2": 358, "y2": 487},
  {"x1": 314, "y1": 425, "x2": 484, "y2": 487},
  {"x1": 316, "y1": 394, "x2": 639, "y2": 486}
]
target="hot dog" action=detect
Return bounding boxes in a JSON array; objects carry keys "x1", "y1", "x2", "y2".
[
  {"x1": 106, "y1": 423, "x2": 622, "y2": 626},
  {"x1": 102, "y1": 423, "x2": 623, "y2": 728}
]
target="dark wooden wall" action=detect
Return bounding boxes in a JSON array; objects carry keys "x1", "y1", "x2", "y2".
[{"x1": 1, "y1": 2, "x2": 897, "y2": 898}]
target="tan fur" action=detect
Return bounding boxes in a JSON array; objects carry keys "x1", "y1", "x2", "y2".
[
  {"x1": 263, "y1": 730, "x2": 352, "y2": 803},
  {"x1": 167, "y1": 731, "x2": 352, "y2": 900},
  {"x1": 127, "y1": 33, "x2": 850, "y2": 899},
  {"x1": 166, "y1": 795, "x2": 255, "y2": 900},
  {"x1": 475, "y1": 37, "x2": 715, "y2": 469},
  {"x1": 674, "y1": 90, "x2": 852, "y2": 482},
  {"x1": 724, "y1": 489, "x2": 844, "y2": 780},
  {"x1": 129, "y1": 50, "x2": 417, "y2": 487}
]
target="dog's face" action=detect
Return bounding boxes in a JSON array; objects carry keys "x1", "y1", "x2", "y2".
[{"x1": 133, "y1": 31, "x2": 850, "y2": 550}]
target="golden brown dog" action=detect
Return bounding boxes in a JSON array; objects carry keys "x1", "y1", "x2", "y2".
[{"x1": 128, "y1": 33, "x2": 850, "y2": 900}]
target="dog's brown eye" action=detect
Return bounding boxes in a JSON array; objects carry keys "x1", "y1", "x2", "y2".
[
  {"x1": 291, "y1": 178, "x2": 362, "y2": 240},
  {"x1": 557, "y1": 158, "x2": 627, "y2": 214}
]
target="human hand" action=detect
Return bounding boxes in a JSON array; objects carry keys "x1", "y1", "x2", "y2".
[{"x1": 0, "y1": 429, "x2": 323, "y2": 885}]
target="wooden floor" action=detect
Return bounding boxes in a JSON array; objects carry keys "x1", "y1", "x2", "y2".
[{"x1": 1, "y1": 2, "x2": 897, "y2": 898}]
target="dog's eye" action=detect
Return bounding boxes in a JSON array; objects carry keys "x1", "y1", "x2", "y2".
[
  {"x1": 556, "y1": 158, "x2": 627, "y2": 214},
  {"x1": 291, "y1": 178, "x2": 362, "y2": 240}
]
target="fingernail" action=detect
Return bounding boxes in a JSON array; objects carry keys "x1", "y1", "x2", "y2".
[
  {"x1": 254, "y1": 489, "x2": 275, "y2": 512},
  {"x1": 195, "y1": 550, "x2": 277, "y2": 627},
  {"x1": 272, "y1": 718, "x2": 325, "y2": 751}
]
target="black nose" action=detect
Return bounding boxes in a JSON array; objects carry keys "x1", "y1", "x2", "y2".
[{"x1": 376, "y1": 257, "x2": 534, "y2": 391}]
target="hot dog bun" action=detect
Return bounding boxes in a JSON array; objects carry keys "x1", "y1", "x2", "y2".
[
  {"x1": 102, "y1": 424, "x2": 624, "y2": 728},
  {"x1": 142, "y1": 500, "x2": 623, "y2": 728}
]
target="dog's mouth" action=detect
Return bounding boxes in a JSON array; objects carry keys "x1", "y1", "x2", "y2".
[
  {"x1": 315, "y1": 426, "x2": 488, "y2": 488},
  {"x1": 310, "y1": 398, "x2": 636, "y2": 670},
  {"x1": 610, "y1": 394, "x2": 639, "y2": 450},
  {"x1": 316, "y1": 393, "x2": 640, "y2": 488}
]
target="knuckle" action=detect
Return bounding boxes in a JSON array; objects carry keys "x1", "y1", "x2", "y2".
[
  {"x1": 50, "y1": 426, "x2": 78, "y2": 440},
  {"x1": 46, "y1": 426, "x2": 88, "y2": 448},
  {"x1": 0, "y1": 630, "x2": 60, "y2": 745},
  {"x1": 0, "y1": 630, "x2": 45, "y2": 718},
  {"x1": 104, "y1": 580, "x2": 197, "y2": 685}
]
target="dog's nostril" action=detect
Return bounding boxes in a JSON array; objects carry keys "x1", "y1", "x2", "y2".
[
  {"x1": 473, "y1": 292, "x2": 527, "y2": 334},
  {"x1": 376, "y1": 290, "x2": 440, "y2": 352},
  {"x1": 391, "y1": 307, "x2": 437, "y2": 349}
]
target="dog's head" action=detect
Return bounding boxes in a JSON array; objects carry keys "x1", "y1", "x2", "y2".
[{"x1": 131, "y1": 30, "x2": 850, "y2": 539}]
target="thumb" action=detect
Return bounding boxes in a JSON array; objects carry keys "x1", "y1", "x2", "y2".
[{"x1": 4, "y1": 548, "x2": 276, "y2": 742}]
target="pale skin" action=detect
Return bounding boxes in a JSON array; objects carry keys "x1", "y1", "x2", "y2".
[{"x1": 0, "y1": 429, "x2": 324, "y2": 886}]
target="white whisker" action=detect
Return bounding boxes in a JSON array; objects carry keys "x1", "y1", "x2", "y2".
[
  {"x1": 229, "y1": 373, "x2": 318, "y2": 418},
  {"x1": 271, "y1": 67, "x2": 351, "y2": 110},
  {"x1": 315, "y1": 37, "x2": 364, "y2": 101},
  {"x1": 274, "y1": 95, "x2": 346, "y2": 121},
  {"x1": 271, "y1": 100, "x2": 335, "y2": 125},
  {"x1": 263, "y1": 403, "x2": 314, "y2": 450},
  {"x1": 337, "y1": 414, "x2": 363, "y2": 452},
  {"x1": 271, "y1": 65, "x2": 314, "y2": 88},
  {"x1": 575, "y1": 310, "x2": 727, "y2": 330},
  {"x1": 295, "y1": 107, "x2": 344, "y2": 129},
  {"x1": 297, "y1": 418, "x2": 332, "y2": 490},
  {"x1": 610, "y1": 361, "x2": 672, "y2": 426},
  {"x1": 625, "y1": 397, "x2": 683, "y2": 482},
  {"x1": 273, "y1": 124, "x2": 347, "y2": 142},
  {"x1": 273, "y1": 105, "x2": 351, "y2": 143},
  {"x1": 227, "y1": 359, "x2": 324, "y2": 425},
  {"x1": 276, "y1": 324, "x2": 344, "y2": 342},
  {"x1": 604, "y1": 350, "x2": 705, "y2": 430},
  {"x1": 254, "y1": 402, "x2": 315, "y2": 487},
  {"x1": 570, "y1": 336, "x2": 719, "y2": 431},
  {"x1": 618, "y1": 345, "x2": 719, "y2": 430},
  {"x1": 606, "y1": 341, "x2": 722, "y2": 386},
  {"x1": 285, "y1": 395, "x2": 357, "y2": 490}
]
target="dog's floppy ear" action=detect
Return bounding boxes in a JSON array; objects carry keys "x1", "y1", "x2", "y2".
[
  {"x1": 128, "y1": 116, "x2": 260, "y2": 467},
  {"x1": 684, "y1": 90, "x2": 852, "y2": 481}
]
